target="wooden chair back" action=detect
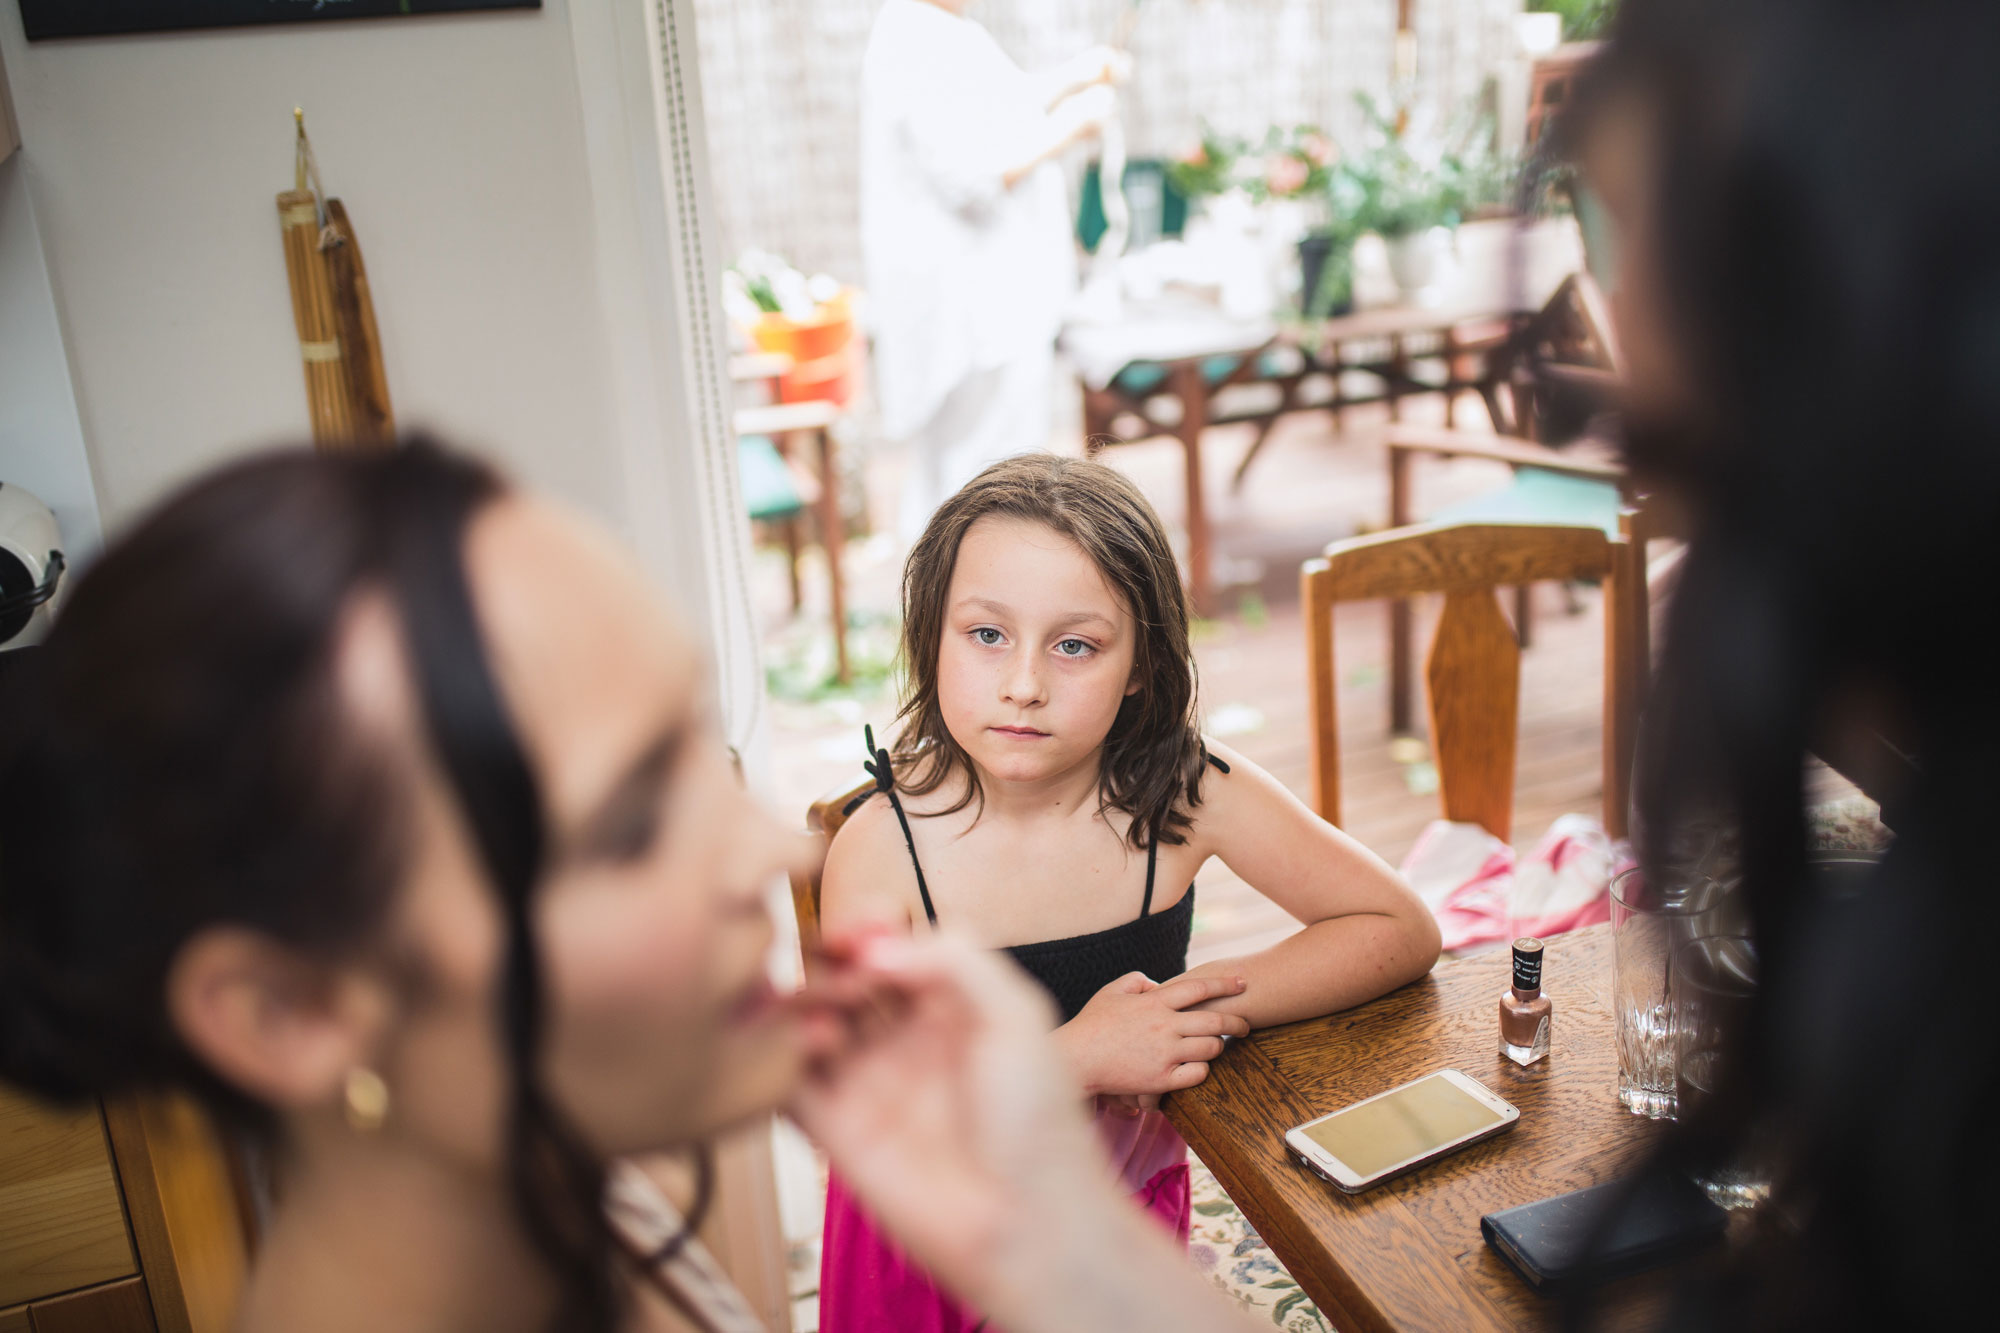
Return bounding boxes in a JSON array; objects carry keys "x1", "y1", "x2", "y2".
[
  {"x1": 1303, "y1": 521, "x2": 1638, "y2": 842},
  {"x1": 1496, "y1": 271, "x2": 1624, "y2": 441},
  {"x1": 788, "y1": 775, "x2": 877, "y2": 957}
]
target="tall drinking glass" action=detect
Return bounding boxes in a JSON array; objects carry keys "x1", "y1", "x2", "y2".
[
  {"x1": 1609, "y1": 867, "x2": 1727, "y2": 1118},
  {"x1": 1674, "y1": 934, "x2": 1764, "y2": 1207}
]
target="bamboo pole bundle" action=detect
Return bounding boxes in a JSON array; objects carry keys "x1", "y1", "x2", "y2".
[
  {"x1": 324, "y1": 199, "x2": 394, "y2": 444},
  {"x1": 277, "y1": 111, "x2": 394, "y2": 452},
  {"x1": 277, "y1": 185, "x2": 353, "y2": 448}
]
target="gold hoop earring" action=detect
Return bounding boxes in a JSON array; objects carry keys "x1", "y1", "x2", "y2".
[{"x1": 343, "y1": 1067, "x2": 390, "y2": 1133}]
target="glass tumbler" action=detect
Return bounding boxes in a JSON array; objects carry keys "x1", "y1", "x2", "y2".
[
  {"x1": 1674, "y1": 934, "x2": 1765, "y2": 1207},
  {"x1": 1609, "y1": 867, "x2": 1727, "y2": 1118}
]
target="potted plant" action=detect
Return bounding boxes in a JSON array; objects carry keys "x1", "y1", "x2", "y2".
[
  {"x1": 1317, "y1": 94, "x2": 1509, "y2": 306},
  {"x1": 1526, "y1": 0, "x2": 1619, "y2": 41}
]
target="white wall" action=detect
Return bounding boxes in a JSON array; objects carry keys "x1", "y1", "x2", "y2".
[
  {"x1": 1, "y1": 2, "x2": 624, "y2": 530},
  {"x1": 1, "y1": 153, "x2": 103, "y2": 560}
]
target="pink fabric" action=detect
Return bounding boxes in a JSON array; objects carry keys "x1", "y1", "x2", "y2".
[
  {"x1": 1400, "y1": 813, "x2": 1631, "y2": 953},
  {"x1": 819, "y1": 1108, "x2": 1190, "y2": 1333}
]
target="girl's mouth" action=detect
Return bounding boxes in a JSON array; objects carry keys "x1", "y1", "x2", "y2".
[{"x1": 990, "y1": 726, "x2": 1050, "y2": 739}]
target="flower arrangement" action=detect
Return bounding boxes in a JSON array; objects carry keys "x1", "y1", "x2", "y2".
[{"x1": 1167, "y1": 123, "x2": 1337, "y2": 205}]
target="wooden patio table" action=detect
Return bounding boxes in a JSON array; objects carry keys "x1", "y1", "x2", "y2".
[
  {"x1": 1163, "y1": 923, "x2": 1679, "y2": 1332},
  {"x1": 1068, "y1": 303, "x2": 1509, "y2": 615}
]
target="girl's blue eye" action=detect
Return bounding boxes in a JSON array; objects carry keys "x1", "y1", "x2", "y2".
[
  {"x1": 1055, "y1": 638, "x2": 1093, "y2": 658},
  {"x1": 974, "y1": 627, "x2": 1003, "y2": 645}
]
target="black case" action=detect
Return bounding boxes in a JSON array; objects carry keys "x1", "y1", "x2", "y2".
[{"x1": 1480, "y1": 1172, "x2": 1727, "y2": 1293}]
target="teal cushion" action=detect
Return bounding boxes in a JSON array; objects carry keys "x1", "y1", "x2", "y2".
[
  {"x1": 1428, "y1": 468, "x2": 1622, "y2": 538},
  {"x1": 739, "y1": 435, "x2": 803, "y2": 520},
  {"x1": 1109, "y1": 349, "x2": 1298, "y2": 398}
]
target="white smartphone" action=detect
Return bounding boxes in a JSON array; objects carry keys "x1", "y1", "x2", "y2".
[{"x1": 1284, "y1": 1068, "x2": 1520, "y2": 1193}]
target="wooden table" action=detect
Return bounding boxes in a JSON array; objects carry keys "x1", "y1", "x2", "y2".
[
  {"x1": 1071, "y1": 305, "x2": 1509, "y2": 615},
  {"x1": 1164, "y1": 924, "x2": 1672, "y2": 1331}
]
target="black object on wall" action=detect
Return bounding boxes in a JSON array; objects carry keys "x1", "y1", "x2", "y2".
[{"x1": 20, "y1": 1, "x2": 539, "y2": 42}]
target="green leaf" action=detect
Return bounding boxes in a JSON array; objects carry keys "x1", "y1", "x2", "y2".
[{"x1": 1192, "y1": 1198, "x2": 1239, "y2": 1217}]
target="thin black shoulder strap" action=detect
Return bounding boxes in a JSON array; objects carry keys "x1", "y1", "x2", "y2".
[
  {"x1": 864, "y1": 726, "x2": 938, "y2": 927},
  {"x1": 1139, "y1": 750, "x2": 1228, "y2": 916}
]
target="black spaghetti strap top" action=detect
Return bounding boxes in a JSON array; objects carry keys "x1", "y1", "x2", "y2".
[{"x1": 856, "y1": 728, "x2": 1226, "y2": 1023}]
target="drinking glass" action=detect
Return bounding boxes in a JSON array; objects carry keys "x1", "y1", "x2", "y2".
[
  {"x1": 1674, "y1": 934, "x2": 1766, "y2": 1208},
  {"x1": 1609, "y1": 867, "x2": 1728, "y2": 1118}
]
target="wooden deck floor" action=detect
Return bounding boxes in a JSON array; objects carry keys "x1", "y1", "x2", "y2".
[{"x1": 753, "y1": 389, "x2": 1635, "y2": 967}]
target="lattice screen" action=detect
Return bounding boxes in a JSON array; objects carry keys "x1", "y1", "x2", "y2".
[{"x1": 692, "y1": 0, "x2": 1526, "y2": 285}]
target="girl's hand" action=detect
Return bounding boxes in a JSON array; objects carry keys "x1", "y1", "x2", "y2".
[{"x1": 1054, "y1": 971, "x2": 1250, "y2": 1098}]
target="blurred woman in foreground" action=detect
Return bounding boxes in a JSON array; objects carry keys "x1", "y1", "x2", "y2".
[
  {"x1": 1578, "y1": 0, "x2": 2000, "y2": 1326},
  {"x1": 0, "y1": 442, "x2": 1253, "y2": 1333}
]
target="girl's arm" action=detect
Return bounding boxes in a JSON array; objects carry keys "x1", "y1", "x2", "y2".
[
  {"x1": 826, "y1": 795, "x2": 1249, "y2": 1093},
  {"x1": 1175, "y1": 739, "x2": 1441, "y2": 1029}
]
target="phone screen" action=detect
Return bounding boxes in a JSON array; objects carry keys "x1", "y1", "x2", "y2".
[{"x1": 1302, "y1": 1073, "x2": 1506, "y2": 1180}]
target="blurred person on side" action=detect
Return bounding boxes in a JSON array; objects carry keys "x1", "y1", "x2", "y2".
[
  {"x1": 1570, "y1": 1, "x2": 2000, "y2": 1327},
  {"x1": 0, "y1": 440, "x2": 1266, "y2": 1333},
  {"x1": 861, "y1": 0, "x2": 1125, "y2": 540}
]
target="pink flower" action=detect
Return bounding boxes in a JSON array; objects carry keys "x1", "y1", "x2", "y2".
[
  {"x1": 1182, "y1": 143, "x2": 1210, "y2": 167},
  {"x1": 1300, "y1": 132, "x2": 1335, "y2": 166},
  {"x1": 1265, "y1": 155, "x2": 1310, "y2": 196}
]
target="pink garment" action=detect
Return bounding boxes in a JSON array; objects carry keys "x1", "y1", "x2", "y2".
[
  {"x1": 819, "y1": 1106, "x2": 1190, "y2": 1333},
  {"x1": 1400, "y1": 813, "x2": 1632, "y2": 952}
]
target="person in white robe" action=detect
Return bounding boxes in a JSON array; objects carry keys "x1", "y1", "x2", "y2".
[{"x1": 860, "y1": 0, "x2": 1125, "y2": 541}]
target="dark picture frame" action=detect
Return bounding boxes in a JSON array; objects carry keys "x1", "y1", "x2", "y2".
[{"x1": 20, "y1": 2, "x2": 540, "y2": 42}]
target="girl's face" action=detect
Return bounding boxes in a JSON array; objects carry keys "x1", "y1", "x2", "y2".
[
  {"x1": 357, "y1": 498, "x2": 807, "y2": 1168},
  {"x1": 936, "y1": 516, "x2": 1141, "y2": 787}
]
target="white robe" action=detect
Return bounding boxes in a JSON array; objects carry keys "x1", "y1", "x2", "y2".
[{"x1": 859, "y1": 0, "x2": 1078, "y2": 537}]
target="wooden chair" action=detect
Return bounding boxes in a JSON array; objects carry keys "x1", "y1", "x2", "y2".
[
  {"x1": 1381, "y1": 271, "x2": 1630, "y2": 731},
  {"x1": 733, "y1": 397, "x2": 852, "y2": 684},
  {"x1": 786, "y1": 775, "x2": 877, "y2": 960},
  {"x1": 1303, "y1": 521, "x2": 1640, "y2": 842}
]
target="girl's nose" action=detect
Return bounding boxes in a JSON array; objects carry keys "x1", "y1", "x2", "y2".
[{"x1": 1000, "y1": 648, "x2": 1044, "y2": 707}]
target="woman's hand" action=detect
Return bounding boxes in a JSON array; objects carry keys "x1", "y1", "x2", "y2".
[
  {"x1": 787, "y1": 931, "x2": 1255, "y2": 1333},
  {"x1": 1053, "y1": 970, "x2": 1250, "y2": 1098},
  {"x1": 1042, "y1": 45, "x2": 1132, "y2": 109},
  {"x1": 788, "y1": 930, "x2": 1102, "y2": 1295}
]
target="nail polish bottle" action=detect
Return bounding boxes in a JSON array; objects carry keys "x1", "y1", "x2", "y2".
[{"x1": 1499, "y1": 937, "x2": 1552, "y2": 1066}]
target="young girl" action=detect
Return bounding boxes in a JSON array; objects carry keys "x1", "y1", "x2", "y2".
[{"x1": 818, "y1": 454, "x2": 1442, "y2": 1332}]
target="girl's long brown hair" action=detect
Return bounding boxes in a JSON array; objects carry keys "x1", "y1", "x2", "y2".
[{"x1": 893, "y1": 453, "x2": 1207, "y2": 849}]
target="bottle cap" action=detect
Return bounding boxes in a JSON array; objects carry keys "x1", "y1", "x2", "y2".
[{"x1": 1511, "y1": 937, "x2": 1545, "y2": 992}]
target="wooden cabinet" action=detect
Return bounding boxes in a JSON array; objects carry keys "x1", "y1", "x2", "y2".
[{"x1": 0, "y1": 1087, "x2": 250, "y2": 1333}]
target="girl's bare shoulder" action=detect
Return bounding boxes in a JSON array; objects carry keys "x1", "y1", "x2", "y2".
[
  {"x1": 1185, "y1": 738, "x2": 1295, "y2": 838},
  {"x1": 822, "y1": 791, "x2": 926, "y2": 931}
]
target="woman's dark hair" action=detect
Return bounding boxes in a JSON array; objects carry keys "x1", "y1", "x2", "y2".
[
  {"x1": 894, "y1": 453, "x2": 1207, "y2": 849},
  {"x1": 0, "y1": 439, "x2": 638, "y2": 1333},
  {"x1": 1568, "y1": 2, "x2": 2000, "y2": 1327}
]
